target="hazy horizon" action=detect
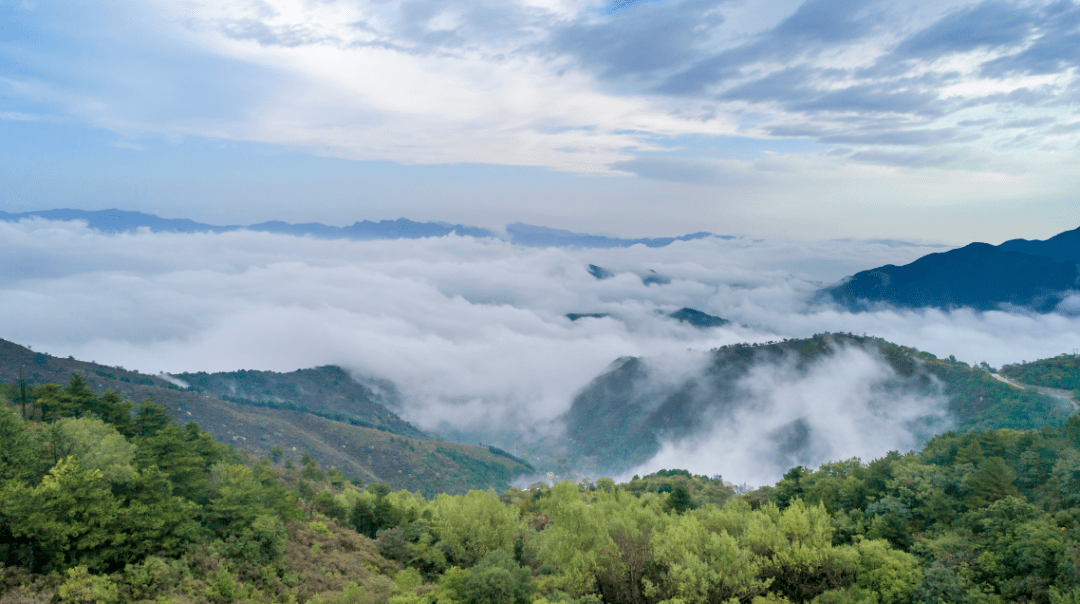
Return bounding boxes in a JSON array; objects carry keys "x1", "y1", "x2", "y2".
[{"x1": 3, "y1": 0, "x2": 1079, "y2": 242}]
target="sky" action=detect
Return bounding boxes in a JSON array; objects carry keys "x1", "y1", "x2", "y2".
[{"x1": 2, "y1": 0, "x2": 1079, "y2": 241}]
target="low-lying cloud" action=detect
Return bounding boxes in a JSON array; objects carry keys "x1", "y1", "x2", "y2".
[
  {"x1": 3, "y1": 218, "x2": 1080, "y2": 481},
  {"x1": 625, "y1": 345, "x2": 950, "y2": 486}
]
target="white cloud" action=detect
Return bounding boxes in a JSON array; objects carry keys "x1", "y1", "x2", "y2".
[
  {"x1": 4, "y1": 0, "x2": 1079, "y2": 243},
  {"x1": 3, "y1": 220, "x2": 1079, "y2": 428},
  {"x1": 16, "y1": 0, "x2": 1075, "y2": 174},
  {"x1": 625, "y1": 345, "x2": 950, "y2": 486}
]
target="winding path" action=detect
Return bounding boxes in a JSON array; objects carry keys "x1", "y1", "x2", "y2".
[{"x1": 991, "y1": 373, "x2": 1078, "y2": 408}]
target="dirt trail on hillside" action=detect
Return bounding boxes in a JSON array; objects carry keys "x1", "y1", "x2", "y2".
[{"x1": 992, "y1": 373, "x2": 1077, "y2": 407}]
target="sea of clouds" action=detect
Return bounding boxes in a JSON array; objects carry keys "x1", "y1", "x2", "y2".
[
  {"x1": 3, "y1": 217, "x2": 1079, "y2": 484},
  {"x1": 625, "y1": 345, "x2": 952, "y2": 486}
]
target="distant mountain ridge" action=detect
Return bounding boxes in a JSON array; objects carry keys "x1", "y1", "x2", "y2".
[
  {"x1": 998, "y1": 226, "x2": 1080, "y2": 263},
  {"x1": 0, "y1": 208, "x2": 725, "y2": 249},
  {"x1": 504, "y1": 222, "x2": 728, "y2": 248},
  {"x1": 0, "y1": 208, "x2": 492, "y2": 240},
  {"x1": 824, "y1": 226, "x2": 1080, "y2": 312}
]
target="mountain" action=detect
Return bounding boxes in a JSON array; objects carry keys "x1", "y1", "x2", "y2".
[
  {"x1": 0, "y1": 208, "x2": 494, "y2": 240},
  {"x1": 175, "y1": 366, "x2": 425, "y2": 439},
  {"x1": 560, "y1": 333, "x2": 1070, "y2": 475},
  {"x1": 0, "y1": 338, "x2": 530, "y2": 495},
  {"x1": 587, "y1": 264, "x2": 614, "y2": 279},
  {"x1": 824, "y1": 242, "x2": 1080, "y2": 312},
  {"x1": 668, "y1": 307, "x2": 730, "y2": 328},
  {"x1": 566, "y1": 313, "x2": 610, "y2": 321},
  {"x1": 504, "y1": 222, "x2": 724, "y2": 248},
  {"x1": 1000, "y1": 354, "x2": 1080, "y2": 392},
  {"x1": 998, "y1": 225, "x2": 1080, "y2": 263},
  {"x1": 0, "y1": 208, "x2": 725, "y2": 248},
  {"x1": 0, "y1": 208, "x2": 230, "y2": 234}
]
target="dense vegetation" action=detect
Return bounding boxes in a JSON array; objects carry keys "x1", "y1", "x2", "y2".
[
  {"x1": 7, "y1": 374, "x2": 1080, "y2": 604},
  {"x1": 1001, "y1": 355, "x2": 1080, "y2": 392},
  {"x1": 0, "y1": 338, "x2": 531, "y2": 495},
  {"x1": 177, "y1": 366, "x2": 425, "y2": 440}
]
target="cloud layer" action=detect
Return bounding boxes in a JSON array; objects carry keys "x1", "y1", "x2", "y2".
[
  {"x1": 627, "y1": 345, "x2": 950, "y2": 486},
  {"x1": 3, "y1": 219, "x2": 1080, "y2": 479}
]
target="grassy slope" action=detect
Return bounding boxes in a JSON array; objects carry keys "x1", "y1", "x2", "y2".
[{"x1": 0, "y1": 338, "x2": 529, "y2": 496}]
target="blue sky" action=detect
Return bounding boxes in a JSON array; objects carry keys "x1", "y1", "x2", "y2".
[{"x1": 2, "y1": 0, "x2": 1079, "y2": 241}]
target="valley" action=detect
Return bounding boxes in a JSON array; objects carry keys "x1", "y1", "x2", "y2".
[{"x1": 0, "y1": 338, "x2": 531, "y2": 496}]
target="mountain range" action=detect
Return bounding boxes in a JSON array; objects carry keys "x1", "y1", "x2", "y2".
[
  {"x1": 10, "y1": 208, "x2": 1079, "y2": 313},
  {"x1": 0, "y1": 208, "x2": 725, "y2": 249},
  {"x1": 824, "y1": 226, "x2": 1080, "y2": 312},
  {"x1": 2, "y1": 330, "x2": 1074, "y2": 487}
]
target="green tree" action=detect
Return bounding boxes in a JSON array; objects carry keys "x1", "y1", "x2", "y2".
[
  {"x1": 433, "y1": 489, "x2": 521, "y2": 567},
  {"x1": 667, "y1": 483, "x2": 693, "y2": 514},
  {"x1": 2, "y1": 458, "x2": 122, "y2": 572},
  {"x1": 0, "y1": 403, "x2": 35, "y2": 482},
  {"x1": 37, "y1": 375, "x2": 96, "y2": 420},
  {"x1": 852, "y1": 539, "x2": 921, "y2": 604},
  {"x1": 962, "y1": 457, "x2": 1018, "y2": 509},
  {"x1": 56, "y1": 417, "x2": 137, "y2": 483},
  {"x1": 459, "y1": 549, "x2": 534, "y2": 604}
]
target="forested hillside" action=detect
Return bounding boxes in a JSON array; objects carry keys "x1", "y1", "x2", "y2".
[
  {"x1": 6, "y1": 378, "x2": 1080, "y2": 603},
  {"x1": 564, "y1": 333, "x2": 1069, "y2": 474},
  {"x1": 0, "y1": 339, "x2": 530, "y2": 495},
  {"x1": 176, "y1": 366, "x2": 425, "y2": 440},
  {"x1": 1001, "y1": 355, "x2": 1080, "y2": 393}
]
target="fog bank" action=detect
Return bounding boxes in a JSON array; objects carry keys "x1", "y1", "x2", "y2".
[
  {"x1": 624, "y1": 346, "x2": 949, "y2": 486},
  {"x1": 2, "y1": 218, "x2": 1078, "y2": 472}
]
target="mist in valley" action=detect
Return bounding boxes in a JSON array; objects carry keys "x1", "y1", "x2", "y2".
[
  {"x1": 612, "y1": 345, "x2": 952, "y2": 486},
  {"x1": 2, "y1": 217, "x2": 1078, "y2": 485}
]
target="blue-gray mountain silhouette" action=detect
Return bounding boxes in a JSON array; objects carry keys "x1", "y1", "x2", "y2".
[
  {"x1": 997, "y1": 226, "x2": 1080, "y2": 263},
  {"x1": 824, "y1": 226, "x2": 1080, "y2": 312},
  {"x1": 504, "y1": 222, "x2": 724, "y2": 248},
  {"x1": 0, "y1": 209, "x2": 491, "y2": 239},
  {"x1": 587, "y1": 264, "x2": 615, "y2": 279},
  {"x1": 0, "y1": 209, "x2": 724, "y2": 249}
]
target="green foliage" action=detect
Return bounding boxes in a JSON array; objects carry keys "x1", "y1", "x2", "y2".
[
  {"x1": 667, "y1": 482, "x2": 694, "y2": 514},
  {"x1": 220, "y1": 513, "x2": 288, "y2": 566},
  {"x1": 1001, "y1": 355, "x2": 1080, "y2": 391},
  {"x1": 436, "y1": 445, "x2": 516, "y2": 492},
  {"x1": 432, "y1": 489, "x2": 521, "y2": 567},
  {"x1": 486, "y1": 445, "x2": 535, "y2": 471},
  {"x1": 852, "y1": 539, "x2": 920, "y2": 604},
  {"x1": 12, "y1": 370, "x2": 1080, "y2": 604},
  {"x1": 55, "y1": 417, "x2": 137, "y2": 483},
  {"x1": 57, "y1": 565, "x2": 119, "y2": 604},
  {"x1": 2, "y1": 457, "x2": 123, "y2": 572},
  {"x1": 0, "y1": 403, "x2": 38, "y2": 483},
  {"x1": 459, "y1": 549, "x2": 534, "y2": 604}
]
